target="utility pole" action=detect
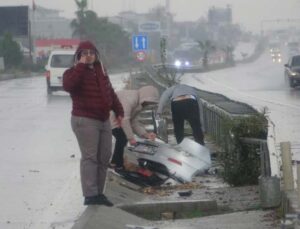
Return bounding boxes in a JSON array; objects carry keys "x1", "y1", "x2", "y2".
[
  {"x1": 166, "y1": 0, "x2": 170, "y2": 12},
  {"x1": 88, "y1": 0, "x2": 94, "y2": 11},
  {"x1": 165, "y1": 0, "x2": 170, "y2": 38}
]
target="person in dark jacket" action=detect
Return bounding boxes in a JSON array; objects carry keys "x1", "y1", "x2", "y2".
[{"x1": 63, "y1": 40, "x2": 124, "y2": 206}]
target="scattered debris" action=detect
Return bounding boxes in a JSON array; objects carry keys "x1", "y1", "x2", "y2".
[
  {"x1": 126, "y1": 225, "x2": 159, "y2": 229},
  {"x1": 29, "y1": 170, "x2": 40, "y2": 173},
  {"x1": 161, "y1": 211, "x2": 176, "y2": 220},
  {"x1": 178, "y1": 190, "x2": 193, "y2": 197},
  {"x1": 142, "y1": 182, "x2": 202, "y2": 196}
]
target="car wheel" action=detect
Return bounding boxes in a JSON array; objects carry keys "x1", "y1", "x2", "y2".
[
  {"x1": 46, "y1": 80, "x2": 52, "y2": 95},
  {"x1": 289, "y1": 78, "x2": 296, "y2": 88},
  {"x1": 284, "y1": 73, "x2": 289, "y2": 85}
]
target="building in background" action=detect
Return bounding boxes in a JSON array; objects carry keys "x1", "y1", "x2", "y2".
[
  {"x1": 0, "y1": 4, "x2": 73, "y2": 62},
  {"x1": 109, "y1": 11, "x2": 148, "y2": 34},
  {"x1": 208, "y1": 5, "x2": 232, "y2": 26},
  {"x1": 31, "y1": 5, "x2": 72, "y2": 39}
]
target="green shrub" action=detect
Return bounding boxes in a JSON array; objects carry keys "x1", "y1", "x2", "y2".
[{"x1": 218, "y1": 113, "x2": 268, "y2": 186}]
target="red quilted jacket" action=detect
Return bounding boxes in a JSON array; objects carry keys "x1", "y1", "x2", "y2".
[{"x1": 63, "y1": 41, "x2": 124, "y2": 121}]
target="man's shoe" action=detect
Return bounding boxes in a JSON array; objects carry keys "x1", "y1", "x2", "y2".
[
  {"x1": 114, "y1": 166, "x2": 126, "y2": 174},
  {"x1": 84, "y1": 195, "x2": 100, "y2": 205},
  {"x1": 98, "y1": 194, "x2": 114, "y2": 207},
  {"x1": 109, "y1": 163, "x2": 116, "y2": 169}
]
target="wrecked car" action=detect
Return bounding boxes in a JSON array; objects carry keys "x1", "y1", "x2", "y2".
[{"x1": 128, "y1": 138, "x2": 211, "y2": 183}]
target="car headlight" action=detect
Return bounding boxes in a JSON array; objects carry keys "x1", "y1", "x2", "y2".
[
  {"x1": 184, "y1": 61, "x2": 190, "y2": 66},
  {"x1": 174, "y1": 60, "x2": 182, "y2": 67},
  {"x1": 290, "y1": 71, "x2": 298, "y2": 76}
]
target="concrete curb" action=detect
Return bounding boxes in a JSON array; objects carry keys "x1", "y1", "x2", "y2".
[
  {"x1": 72, "y1": 206, "x2": 146, "y2": 229},
  {"x1": 0, "y1": 72, "x2": 41, "y2": 81}
]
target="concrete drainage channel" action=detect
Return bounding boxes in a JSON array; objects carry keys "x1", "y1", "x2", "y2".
[{"x1": 119, "y1": 199, "x2": 218, "y2": 221}]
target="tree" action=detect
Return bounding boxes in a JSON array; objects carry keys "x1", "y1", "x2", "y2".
[
  {"x1": 70, "y1": 0, "x2": 131, "y2": 67},
  {"x1": 92, "y1": 18, "x2": 131, "y2": 67},
  {"x1": 148, "y1": 6, "x2": 168, "y2": 28},
  {"x1": 191, "y1": 19, "x2": 210, "y2": 44},
  {"x1": 222, "y1": 45, "x2": 235, "y2": 65},
  {"x1": 0, "y1": 33, "x2": 23, "y2": 69},
  {"x1": 197, "y1": 40, "x2": 215, "y2": 68},
  {"x1": 71, "y1": 0, "x2": 98, "y2": 41}
]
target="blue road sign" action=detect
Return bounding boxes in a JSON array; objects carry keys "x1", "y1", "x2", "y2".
[{"x1": 132, "y1": 35, "x2": 148, "y2": 51}]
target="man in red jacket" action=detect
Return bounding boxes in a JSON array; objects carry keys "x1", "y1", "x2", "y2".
[{"x1": 63, "y1": 40, "x2": 124, "y2": 206}]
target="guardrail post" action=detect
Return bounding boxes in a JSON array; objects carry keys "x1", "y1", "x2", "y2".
[
  {"x1": 280, "y1": 142, "x2": 294, "y2": 191},
  {"x1": 297, "y1": 161, "x2": 300, "y2": 207}
]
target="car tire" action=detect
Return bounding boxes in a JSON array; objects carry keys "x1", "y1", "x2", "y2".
[
  {"x1": 46, "y1": 80, "x2": 53, "y2": 95},
  {"x1": 289, "y1": 78, "x2": 296, "y2": 88},
  {"x1": 284, "y1": 73, "x2": 289, "y2": 85}
]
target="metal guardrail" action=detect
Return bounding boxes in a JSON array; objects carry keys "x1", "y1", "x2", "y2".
[{"x1": 240, "y1": 137, "x2": 271, "y2": 177}]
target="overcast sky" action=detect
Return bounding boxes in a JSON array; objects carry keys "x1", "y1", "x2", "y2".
[{"x1": 1, "y1": 0, "x2": 300, "y2": 32}]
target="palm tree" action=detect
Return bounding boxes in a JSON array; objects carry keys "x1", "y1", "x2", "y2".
[
  {"x1": 71, "y1": 0, "x2": 98, "y2": 40},
  {"x1": 197, "y1": 40, "x2": 215, "y2": 68},
  {"x1": 222, "y1": 45, "x2": 235, "y2": 65}
]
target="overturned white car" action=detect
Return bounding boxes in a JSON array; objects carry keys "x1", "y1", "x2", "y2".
[{"x1": 128, "y1": 138, "x2": 211, "y2": 183}]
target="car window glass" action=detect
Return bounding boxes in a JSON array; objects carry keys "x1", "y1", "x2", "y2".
[
  {"x1": 50, "y1": 54, "x2": 73, "y2": 68},
  {"x1": 291, "y1": 56, "x2": 300, "y2": 66}
]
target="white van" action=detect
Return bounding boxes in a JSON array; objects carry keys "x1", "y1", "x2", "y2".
[{"x1": 45, "y1": 49, "x2": 76, "y2": 94}]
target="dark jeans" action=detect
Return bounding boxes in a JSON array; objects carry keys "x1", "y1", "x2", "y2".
[
  {"x1": 171, "y1": 99, "x2": 204, "y2": 145},
  {"x1": 111, "y1": 127, "x2": 128, "y2": 168}
]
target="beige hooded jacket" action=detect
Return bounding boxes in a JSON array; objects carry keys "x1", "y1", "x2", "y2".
[{"x1": 110, "y1": 85, "x2": 159, "y2": 140}]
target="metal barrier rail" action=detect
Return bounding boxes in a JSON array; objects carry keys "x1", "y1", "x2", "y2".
[
  {"x1": 240, "y1": 137, "x2": 271, "y2": 177},
  {"x1": 143, "y1": 65, "x2": 263, "y2": 140}
]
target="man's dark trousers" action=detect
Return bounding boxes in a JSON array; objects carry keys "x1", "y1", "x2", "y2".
[
  {"x1": 171, "y1": 99, "x2": 204, "y2": 145},
  {"x1": 111, "y1": 127, "x2": 128, "y2": 168}
]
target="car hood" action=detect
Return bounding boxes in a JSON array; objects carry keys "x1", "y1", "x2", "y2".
[{"x1": 291, "y1": 66, "x2": 300, "y2": 72}]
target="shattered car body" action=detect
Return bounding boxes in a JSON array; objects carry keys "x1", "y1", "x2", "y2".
[{"x1": 128, "y1": 138, "x2": 211, "y2": 183}]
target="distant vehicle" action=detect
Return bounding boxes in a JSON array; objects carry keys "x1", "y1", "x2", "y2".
[
  {"x1": 284, "y1": 55, "x2": 300, "y2": 88},
  {"x1": 271, "y1": 50, "x2": 282, "y2": 63},
  {"x1": 45, "y1": 49, "x2": 75, "y2": 94},
  {"x1": 173, "y1": 56, "x2": 192, "y2": 68},
  {"x1": 172, "y1": 45, "x2": 202, "y2": 68},
  {"x1": 268, "y1": 42, "x2": 280, "y2": 53},
  {"x1": 269, "y1": 46, "x2": 280, "y2": 53}
]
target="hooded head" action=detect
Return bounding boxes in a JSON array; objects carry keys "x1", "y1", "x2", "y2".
[
  {"x1": 138, "y1": 86, "x2": 159, "y2": 107},
  {"x1": 74, "y1": 40, "x2": 100, "y2": 64}
]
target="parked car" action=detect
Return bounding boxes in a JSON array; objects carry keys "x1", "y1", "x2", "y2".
[
  {"x1": 45, "y1": 49, "x2": 75, "y2": 94},
  {"x1": 284, "y1": 55, "x2": 300, "y2": 88}
]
